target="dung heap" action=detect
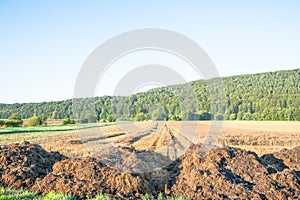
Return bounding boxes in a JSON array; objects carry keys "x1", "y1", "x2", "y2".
[
  {"x1": 0, "y1": 141, "x2": 66, "y2": 188},
  {"x1": 31, "y1": 156, "x2": 152, "y2": 199},
  {"x1": 166, "y1": 145, "x2": 300, "y2": 200},
  {"x1": 0, "y1": 141, "x2": 299, "y2": 199}
]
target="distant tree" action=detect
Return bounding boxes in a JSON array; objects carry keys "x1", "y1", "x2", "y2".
[
  {"x1": 237, "y1": 112, "x2": 244, "y2": 120},
  {"x1": 151, "y1": 106, "x2": 168, "y2": 121},
  {"x1": 27, "y1": 114, "x2": 47, "y2": 126},
  {"x1": 5, "y1": 113, "x2": 23, "y2": 127},
  {"x1": 85, "y1": 114, "x2": 98, "y2": 123},
  {"x1": 40, "y1": 114, "x2": 47, "y2": 125},
  {"x1": 214, "y1": 114, "x2": 224, "y2": 120},
  {"x1": 8, "y1": 113, "x2": 22, "y2": 121},
  {"x1": 5, "y1": 120, "x2": 22, "y2": 127},
  {"x1": 106, "y1": 114, "x2": 116, "y2": 122},
  {"x1": 80, "y1": 116, "x2": 88, "y2": 123},
  {"x1": 229, "y1": 113, "x2": 237, "y2": 120},
  {"x1": 199, "y1": 110, "x2": 212, "y2": 120},
  {"x1": 252, "y1": 113, "x2": 259, "y2": 121},
  {"x1": 51, "y1": 111, "x2": 58, "y2": 119},
  {"x1": 181, "y1": 111, "x2": 200, "y2": 121},
  {"x1": 242, "y1": 113, "x2": 252, "y2": 120},
  {"x1": 27, "y1": 116, "x2": 42, "y2": 126},
  {"x1": 0, "y1": 120, "x2": 5, "y2": 127},
  {"x1": 134, "y1": 112, "x2": 148, "y2": 121},
  {"x1": 62, "y1": 117, "x2": 75, "y2": 125},
  {"x1": 170, "y1": 115, "x2": 181, "y2": 121}
]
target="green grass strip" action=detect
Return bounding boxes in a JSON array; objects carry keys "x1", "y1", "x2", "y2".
[{"x1": 0, "y1": 123, "x2": 115, "y2": 135}]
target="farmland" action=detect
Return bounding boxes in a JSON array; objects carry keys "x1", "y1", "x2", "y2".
[
  {"x1": 1, "y1": 1, "x2": 300, "y2": 199},
  {"x1": 0, "y1": 121, "x2": 299, "y2": 199},
  {"x1": 1, "y1": 121, "x2": 298, "y2": 157}
]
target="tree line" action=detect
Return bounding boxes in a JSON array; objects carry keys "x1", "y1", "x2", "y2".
[{"x1": 0, "y1": 68, "x2": 299, "y2": 122}]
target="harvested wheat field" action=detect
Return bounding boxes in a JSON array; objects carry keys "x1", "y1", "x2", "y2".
[{"x1": 0, "y1": 121, "x2": 299, "y2": 199}]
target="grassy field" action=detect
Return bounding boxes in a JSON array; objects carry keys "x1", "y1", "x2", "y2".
[
  {"x1": 0, "y1": 187, "x2": 72, "y2": 200},
  {"x1": 0, "y1": 123, "x2": 115, "y2": 134},
  {"x1": 0, "y1": 187, "x2": 113, "y2": 199}
]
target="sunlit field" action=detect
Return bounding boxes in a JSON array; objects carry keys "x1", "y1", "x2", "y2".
[{"x1": 1, "y1": 121, "x2": 299, "y2": 157}]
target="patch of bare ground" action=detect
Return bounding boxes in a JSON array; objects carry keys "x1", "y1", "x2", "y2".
[
  {"x1": 168, "y1": 121, "x2": 300, "y2": 155},
  {"x1": 0, "y1": 141, "x2": 66, "y2": 188},
  {"x1": 219, "y1": 121, "x2": 300, "y2": 155},
  {"x1": 1, "y1": 121, "x2": 299, "y2": 157},
  {"x1": 132, "y1": 123, "x2": 190, "y2": 160},
  {"x1": 166, "y1": 145, "x2": 300, "y2": 200},
  {"x1": 32, "y1": 157, "x2": 151, "y2": 199}
]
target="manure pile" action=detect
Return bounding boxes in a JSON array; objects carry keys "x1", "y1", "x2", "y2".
[
  {"x1": 0, "y1": 141, "x2": 299, "y2": 199},
  {"x1": 167, "y1": 145, "x2": 300, "y2": 199},
  {"x1": 0, "y1": 141, "x2": 66, "y2": 188}
]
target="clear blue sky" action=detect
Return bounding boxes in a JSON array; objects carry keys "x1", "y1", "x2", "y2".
[{"x1": 0, "y1": 0, "x2": 299, "y2": 103}]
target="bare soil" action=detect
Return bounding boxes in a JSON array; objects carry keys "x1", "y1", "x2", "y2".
[
  {"x1": 0, "y1": 121, "x2": 299, "y2": 199},
  {"x1": 1, "y1": 121, "x2": 299, "y2": 157},
  {"x1": 167, "y1": 145, "x2": 300, "y2": 200},
  {"x1": 32, "y1": 157, "x2": 150, "y2": 199},
  {"x1": 0, "y1": 141, "x2": 66, "y2": 188},
  {"x1": 0, "y1": 141, "x2": 299, "y2": 199}
]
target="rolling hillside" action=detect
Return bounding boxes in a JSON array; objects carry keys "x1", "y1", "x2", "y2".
[{"x1": 0, "y1": 68, "x2": 299, "y2": 121}]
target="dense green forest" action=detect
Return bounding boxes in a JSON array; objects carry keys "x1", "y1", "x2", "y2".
[{"x1": 0, "y1": 68, "x2": 299, "y2": 121}]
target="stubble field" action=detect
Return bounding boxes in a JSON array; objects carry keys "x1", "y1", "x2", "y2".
[{"x1": 1, "y1": 121, "x2": 298, "y2": 157}]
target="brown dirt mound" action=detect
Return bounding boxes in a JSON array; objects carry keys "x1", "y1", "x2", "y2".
[
  {"x1": 0, "y1": 141, "x2": 67, "y2": 189},
  {"x1": 1, "y1": 141, "x2": 300, "y2": 199},
  {"x1": 273, "y1": 146, "x2": 300, "y2": 171},
  {"x1": 166, "y1": 145, "x2": 300, "y2": 200},
  {"x1": 32, "y1": 156, "x2": 151, "y2": 199}
]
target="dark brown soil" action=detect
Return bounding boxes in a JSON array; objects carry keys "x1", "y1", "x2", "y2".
[
  {"x1": 0, "y1": 141, "x2": 67, "y2": 188},
  {"x1": 273, "y1": 146, "x2": 300, "y2": 171},
  {"x1": 0, "y1": 141, "x2": 299, "y2": 199},
  {"x1": 31, "y1": 157, "x2": 151, "y2": 199},
  {"x1": 166, "y1": 145, "x2": 300, "y2": 200}
]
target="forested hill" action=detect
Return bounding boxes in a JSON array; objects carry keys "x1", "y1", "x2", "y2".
[{"x1": 0, "y1": 68, "x2": 299, "y2": 121}]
